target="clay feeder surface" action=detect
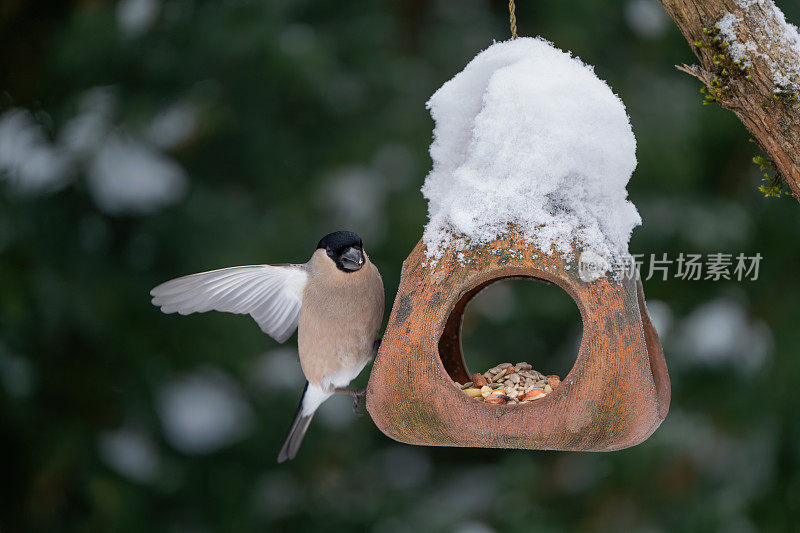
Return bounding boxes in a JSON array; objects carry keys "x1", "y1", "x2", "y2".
[{"x1": 366, "y1": 232, "x2": 670, "y2": 451}]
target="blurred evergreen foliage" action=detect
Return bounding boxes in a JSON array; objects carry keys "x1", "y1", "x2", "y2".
[{"x1": 1, "y1": 0, "x2": 800, "y2": 531}]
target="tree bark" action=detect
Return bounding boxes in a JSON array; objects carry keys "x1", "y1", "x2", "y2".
[{"x1": 659, "y1": 0, "x2": 800, "y2": 198}]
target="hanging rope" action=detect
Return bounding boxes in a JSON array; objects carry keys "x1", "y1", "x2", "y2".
[{"x1": 509, "y1": 0, "x2": 518, "y2": 39}]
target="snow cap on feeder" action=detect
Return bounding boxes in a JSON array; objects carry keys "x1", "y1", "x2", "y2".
[{"x1": 422, "y1": 37, "x2": 641, "y2": 265}]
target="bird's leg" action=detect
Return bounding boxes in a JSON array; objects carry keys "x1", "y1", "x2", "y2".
[{"x1": 334, "y1": 388, "x2": 366, "y2": 416}]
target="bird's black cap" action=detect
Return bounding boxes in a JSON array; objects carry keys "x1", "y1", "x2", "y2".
[{"x1": 316, "y1": 231, "x2": 363, "y2": 253}]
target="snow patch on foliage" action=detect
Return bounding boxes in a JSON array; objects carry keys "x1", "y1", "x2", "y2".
[
  {"x1": 674, "y1": 298, "x2": 772, "y2": 373},
  {"x1": 117, "y1": 0, "x2": 160, "y2": 37},
  {"x1": 88, "y1": 132, "x2": 187, "y2": 215},
  {"x1": 157, "y1": 368, "x2": 254, "y2": 455},
  {"x1": 624, "y1": 0, "x2": 669, "y2": 39},
  {"x1": 716, "y1": 0, "x2": 800, "y2": 92},
  {"x1": 0, "y1": 86, "x2": 192, "y2": 215},
  {"x1": 421, "y1": 38, "x2": 640, "y2": 266},
  {"x1": 98, "y1": 427, "x2": 160, "y2": 483},
  {"x1": 0, "y1": 110, "x2": 72, "y2": 194}
]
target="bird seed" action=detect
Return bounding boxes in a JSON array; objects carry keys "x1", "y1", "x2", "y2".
[{"x1": 454, "y1": 362, "x2": 561, "y2": 405}]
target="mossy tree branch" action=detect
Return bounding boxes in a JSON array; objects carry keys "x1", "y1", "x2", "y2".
[{"x1": 659, "y1": 0, "x2": 800, "y2": 199}]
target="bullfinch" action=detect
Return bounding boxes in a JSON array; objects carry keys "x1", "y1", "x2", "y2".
[{"x1": 150, "y1": 231, "x2": 384, "y2": 462}]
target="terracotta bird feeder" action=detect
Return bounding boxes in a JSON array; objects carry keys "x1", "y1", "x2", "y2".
[{"x1": 366, "y1": 232, "x2": 670, "y2": 451}]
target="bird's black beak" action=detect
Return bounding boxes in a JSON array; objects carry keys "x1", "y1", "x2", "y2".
[{"x1": 340, "y1": 246, "x2": 365, "y2": 271}]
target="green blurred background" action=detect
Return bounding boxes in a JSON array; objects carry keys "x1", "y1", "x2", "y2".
[{"x1": 2, "y1": 0, "x2": 800, "y2": 531}]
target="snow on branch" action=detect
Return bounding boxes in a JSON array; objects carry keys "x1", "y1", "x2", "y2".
[{"x1": 660, "y1": 0, "x2": 800, "y2": 199}]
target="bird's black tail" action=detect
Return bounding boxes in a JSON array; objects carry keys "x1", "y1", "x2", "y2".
[{"x1": 277, "y1": 381, "x2": 314, "y2": 463}]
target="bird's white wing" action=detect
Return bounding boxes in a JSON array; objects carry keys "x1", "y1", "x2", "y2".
[{"x1": 150, "y1": 265, "x2": 308, "y2": 343}]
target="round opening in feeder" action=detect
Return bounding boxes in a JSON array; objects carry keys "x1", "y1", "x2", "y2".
[
  {"x1": 461, "y1": 278, "x2": 582, "y2": 379},
  {"x1": 437, "y1": 276, "x2": 583, "y2": 394}
]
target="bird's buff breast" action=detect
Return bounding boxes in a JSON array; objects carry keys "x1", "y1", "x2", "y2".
[{"x1": 297, "y1": 262, "x2": 384, "y2": 387}]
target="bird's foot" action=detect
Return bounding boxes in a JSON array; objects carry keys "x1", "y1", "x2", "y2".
[{"x1": 334, "y1": 388, "x2": 366, "y2": 416}]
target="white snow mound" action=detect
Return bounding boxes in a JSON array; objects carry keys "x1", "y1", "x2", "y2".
[{"x1": 421, "y1": 37, "x2": 641, "y2": 265}]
